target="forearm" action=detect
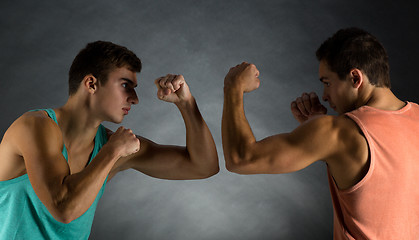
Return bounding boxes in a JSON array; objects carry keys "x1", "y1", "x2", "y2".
[
  {"x1": 53, "y1": 145, "x2": 119, "y2": 223},
  {"x1": 175, "y1": 97, "x2": 219, "y2": 177},
  {"x1": 222, "y1": 87, "x2": 256, "y2": 169}
]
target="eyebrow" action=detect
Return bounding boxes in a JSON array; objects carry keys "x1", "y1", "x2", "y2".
[{"x1": 121, "y1": 78, "x2": 137, "y2": 88}]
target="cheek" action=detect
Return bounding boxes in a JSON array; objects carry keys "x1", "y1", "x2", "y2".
[{"x1": 97, "y1": 92, "x2": 120, "y2": 112}]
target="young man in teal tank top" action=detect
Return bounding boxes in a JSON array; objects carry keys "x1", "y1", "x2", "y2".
[
  {"x1": 222, "y1": 28, "x2": 419, "y2": 239},
  {"x1": 0, "y1": 41, "x2": 219, "y2": 239}
]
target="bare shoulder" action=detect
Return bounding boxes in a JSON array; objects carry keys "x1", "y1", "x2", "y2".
[
  {"x1": 290, "y1": 114, "x2": 366, "y2": 161},
  {"x1": 321, "y1": 114, "x2": 369, "y2": 189},
  {"x1": 11, "y1": 111, "x2": 61, "y2": 140},
  {"x1": 0, "y1": 111, "x2": 62, "y2": 180},
  {"x1": 290, "y1": 115, "x2": 348, "y2": 142},
  {"x1": 6, "y1": 111, "x2": 63, "y2": 155},
  {"x1": 297, "y1": 114, "x2": 361, "y2": 140},
  {"x1": 333, "y1": 114, "x2": 367, "y2": 149}
]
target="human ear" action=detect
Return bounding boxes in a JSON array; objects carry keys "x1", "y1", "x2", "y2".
[
  {"x1": 83, "y1": 75, "x2": 98, "y2": 94},
  {"x1": 350, "y1": 69, "x2": 363, "y2": 89}
]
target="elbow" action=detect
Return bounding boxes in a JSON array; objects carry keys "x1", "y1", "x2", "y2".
[
  {"x1": 223, "y1": 142, "x2": 256, "y2": 174},
  {"x1": 205, "y1": 165, "x2": 220, "y2": 178},
  {"x1": 188, "y1": 152, "x2": 220, "y2": 179},
  {"x1": 56, "y1": 214, "x2": 74, "y2": 224},
  {"x1": 224, "y1": 153, "x2": 252, "y2": 174},
  {"x1": 208, "y1": 159, "x2": 220, "y2": 177},
  {"x1": 225, "y1": 159, "x2": 244, "y2": 174},
  {"x1": 52, "y1": 204, "x2": 77, "y2": 224},
  {"x1": 50, "y1": 187, "x2": 77, "y2": 224},
  {"x1": 197, "y1": 156, "x2": 220, "y2": 179}
]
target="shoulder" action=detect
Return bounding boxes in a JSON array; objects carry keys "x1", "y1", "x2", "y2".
[
  {"x1": 6, "y1": 111, "x2": 63, "y2": 151},
  {"x1": 291, "y1": 115, "x2": 365, "y2": 155},
  {"x1": 292, "y1": 114, "x2": 357, "y2": 139},
  {"x1": 13, "y1": 111, "x2": 60, "y2": 134},
  {"x1": 306, "y1": 115, "x2": 367, "y2": 163},
  {"x1": 316, "y1": 114, "x2": 363, "y2": 141},
  {"x1": 302, "y1": 114, "x2": 360, "y2": 133}
]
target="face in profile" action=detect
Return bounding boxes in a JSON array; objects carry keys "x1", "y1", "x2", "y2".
[
  {"x1": 94, "y1": 67, "x2": 139, "y2": 123},
  {"x1": 319, "y1": 61, "x2": 358, "y2": 114}
]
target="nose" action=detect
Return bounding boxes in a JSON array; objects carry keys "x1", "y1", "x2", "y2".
[
  {"x1": 322, "y1": 90, "x2": 328, "y2": 102},
  {"x1": 129, "y1": 89, "x2": 139, "y2": 105}
]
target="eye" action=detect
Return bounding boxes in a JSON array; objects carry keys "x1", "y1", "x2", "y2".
[
  {"x1": 323, "y1": 82, "x2": 330, "y2": 87},
  {"x1": 122, "y1": 83, "x2": 128, "y2": 88}
]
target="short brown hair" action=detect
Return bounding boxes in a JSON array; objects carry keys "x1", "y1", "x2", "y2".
[
  {"x1": 68, "y1": 41, "x2": 142, "y2": 95},
  {"x1": 316, "y1": 28, "x2": 390, "y2": 88}
]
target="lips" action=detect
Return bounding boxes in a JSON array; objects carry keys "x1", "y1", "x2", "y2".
[{"x1": 122, "y1": 107, "x2": 131, "y2": 115}]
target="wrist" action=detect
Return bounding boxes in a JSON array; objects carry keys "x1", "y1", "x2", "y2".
[
  {"x1": 175, "y1": 95, "x2": 195, "y2": 109},
  {"x1": 102, "y1": 143, "x2": 122, "y2": 162},
  {"x1": 224, "y1": 84, "x2": 244, "y2": 101},
  {"x1": 224, "y1": 80, "x2": 244, "y2": 94}
]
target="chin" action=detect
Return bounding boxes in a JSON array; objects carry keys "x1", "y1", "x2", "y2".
[{"x1": 109, "y1": 116, "x2": 124, "y2": 124}]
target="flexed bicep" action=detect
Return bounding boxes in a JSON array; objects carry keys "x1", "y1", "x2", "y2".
[{"x1": 227, "y1": 115, "x2": 341, "y2": 174}]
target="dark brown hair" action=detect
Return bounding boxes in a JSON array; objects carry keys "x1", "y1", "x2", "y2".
[
  {"x1": 68, "y1": 41, "x2": 142, "y2": 95},
  {"x1": 316, "y1": 27, "x2": 390, "y2": 88}
]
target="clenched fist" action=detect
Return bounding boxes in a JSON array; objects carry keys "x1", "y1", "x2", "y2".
[
  {"x1": 154, "y1": 74, "x2": 192, "y2": 103},
  {"x1": 291, "y1": 92, "x2": 327, "y2": 124},
  {"x1": 224, "y1": 62, "x2": 260, "y2": 93},
  {"x1": 107, "y1": 126, "x2": 140, "y2": 158}
]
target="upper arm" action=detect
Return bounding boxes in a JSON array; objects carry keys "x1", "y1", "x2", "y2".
[
  {"x1": 228, "y1": 115, "x2": 344, "y2": 174},
  {"x1": 10, "y1": 113, "x2": 70, "y2": 212}
]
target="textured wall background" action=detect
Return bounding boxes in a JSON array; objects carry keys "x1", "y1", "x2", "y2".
[{"x1": 1, "y1": 0, "x2": 418, "y2": 239}]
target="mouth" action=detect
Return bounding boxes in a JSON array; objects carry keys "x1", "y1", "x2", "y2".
[{"x1": 122, "y1": 107, "x2": 131, "y2": 115}]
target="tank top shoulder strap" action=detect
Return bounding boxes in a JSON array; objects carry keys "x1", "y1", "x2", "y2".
[
  {"x1": 29, "y1": 108, "x2": 59, "y2": 124},
  {"x1": 89, "y1": 124, "x2": 108, "y2": 164}
]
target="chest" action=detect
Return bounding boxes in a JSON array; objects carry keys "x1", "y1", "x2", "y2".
[{"x1": 65, "y1": 145, "x2": 95, "y2": 174}]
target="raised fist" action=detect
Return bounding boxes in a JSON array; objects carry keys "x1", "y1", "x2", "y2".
[
  {"x1": 154, "y1": 74, "x2": 192, "y2": 103},
  {"x1": 224, "y1": 62, "x2": 260, "y2": 93},
  {"x1": 291, "y1": 92, "x2": 327, "y2": 124}
]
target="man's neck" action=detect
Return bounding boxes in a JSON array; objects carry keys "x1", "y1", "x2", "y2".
[
  {"x1": 55, "y1": 97, "x2": 102, "y2": 150},
  {"x1": 361, "y1": 87, "x2": 406, "y2": 111}
]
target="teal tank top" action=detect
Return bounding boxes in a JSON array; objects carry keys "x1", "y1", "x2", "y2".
[{"x1": 0, "y1": 109, "x2": 108, "y2": 240}]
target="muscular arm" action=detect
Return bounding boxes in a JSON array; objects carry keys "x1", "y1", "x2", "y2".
[
  {"x1": 11, "y1": 112, "x2": 138, "y2": 223},
  {"x1": 222, "y1": 87, "x2": 339, "y2": 174},
  {"x1": 222, "y1": 63, "x2": 364, "y2": 177},
  {"x1": 111, "y1": 75, "x2": 219, "y2": 180}
]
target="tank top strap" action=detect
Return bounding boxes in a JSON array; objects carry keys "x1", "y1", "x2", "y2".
[{"x1": 29, "y1": 108, "x2": 58, "y2": 124}]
